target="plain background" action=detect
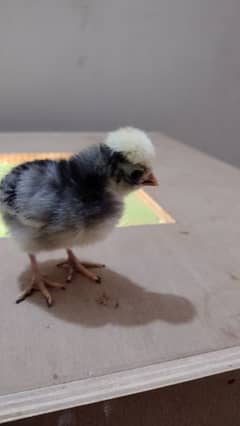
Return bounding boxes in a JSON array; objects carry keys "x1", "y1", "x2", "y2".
[{"x1": 0, "y1": 1, "x2": 240, "y2": 167}]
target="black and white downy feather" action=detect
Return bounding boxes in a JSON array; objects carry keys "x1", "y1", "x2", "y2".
[{"x1": 0, "y1": 128, "x2": 155, "y2": 254}]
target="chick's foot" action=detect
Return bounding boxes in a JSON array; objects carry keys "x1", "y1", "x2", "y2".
[
  {"x1": 57, "y1": 249, "x2": 104, "y2": 284},
  {"x1": 16, "y1": 254, "x2": 65, "y2": 306}
]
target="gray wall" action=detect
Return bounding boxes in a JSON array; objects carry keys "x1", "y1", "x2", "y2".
[{"x1": 0, "y1": 1, "x2": 240, "y2": 166}]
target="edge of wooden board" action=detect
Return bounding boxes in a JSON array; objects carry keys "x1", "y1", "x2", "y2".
[
  {"x1": 1, "y1": 345, "x2": 240, "y2": 423},
  {"x1": 138, "y1": 189, "x2": 175, "y2": 224}
]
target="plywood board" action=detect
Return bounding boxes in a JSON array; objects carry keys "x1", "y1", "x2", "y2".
[{"x1": 0, "y1": 133, "x2": 240, "y2": 422}]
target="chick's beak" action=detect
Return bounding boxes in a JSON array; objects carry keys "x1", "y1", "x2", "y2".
[{"x1": 142, "y1": 172, "x2": 158, "y2": 186}]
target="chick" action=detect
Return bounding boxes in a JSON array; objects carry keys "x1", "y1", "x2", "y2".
[{"x1": 0, "y1": 128, "x2": 157, "y2": 306}]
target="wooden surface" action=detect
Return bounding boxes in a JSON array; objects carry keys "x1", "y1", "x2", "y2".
[{"x1": 1, "y1": 133, "x2": 240, "y2": 422}]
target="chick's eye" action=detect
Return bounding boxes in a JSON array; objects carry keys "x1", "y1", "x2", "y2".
[{"x1": 131, "y1": 170, "x2": 144, "y2": 182}]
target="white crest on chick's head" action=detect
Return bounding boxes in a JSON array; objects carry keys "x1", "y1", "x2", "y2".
[{"x1": 105, "y1": 127, "x2": 155, "y2": 167}]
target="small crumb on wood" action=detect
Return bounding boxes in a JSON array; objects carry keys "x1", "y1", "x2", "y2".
[
  {"x1": 96, "y1": 292, "x2": 109, "y2": 306},
  {"x1": 96, "y1": 292, "x2": 119, "y2": 309}
]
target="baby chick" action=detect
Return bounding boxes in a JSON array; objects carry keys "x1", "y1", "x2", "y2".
[{"x1": 0, "y1": 128, "x2": 157, "y2": 306}]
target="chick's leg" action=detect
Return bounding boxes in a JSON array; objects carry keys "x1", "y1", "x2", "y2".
[
  {"x1": 16, "y1": 254, "x2": 65, "y2": 306},
  {"x1": 57, "y1": 249, "x2": 104, "y2": 284}
]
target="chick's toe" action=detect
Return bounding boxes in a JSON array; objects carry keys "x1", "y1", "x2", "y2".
[
  {"x1": 57, "y1": 249, "x2": 103, "y2": 284},
  {"x1": 16, "y1": 274, "x2": 66, "y2": 306}
]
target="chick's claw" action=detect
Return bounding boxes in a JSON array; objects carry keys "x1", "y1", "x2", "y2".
[
  {"x1": 57, "y1": 249, "x2": 103, "y2": 284},
  {"x1": 16, "y1": 273, "x2": 66, "y2": 306},
  {"x1": 80, "y1": 261, "x2": 105, "y2": 269},
  {"x1": 16, "y1": 286, "x2": 36, "y2": 304}
]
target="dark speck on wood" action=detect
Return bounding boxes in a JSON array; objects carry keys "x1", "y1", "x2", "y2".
[
  {"x1": 76, "y1": 55, "x2": 87, "y2": 68},
  {"x1": 230, "y1": 273, "x2": 239, "y2": 281}
]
